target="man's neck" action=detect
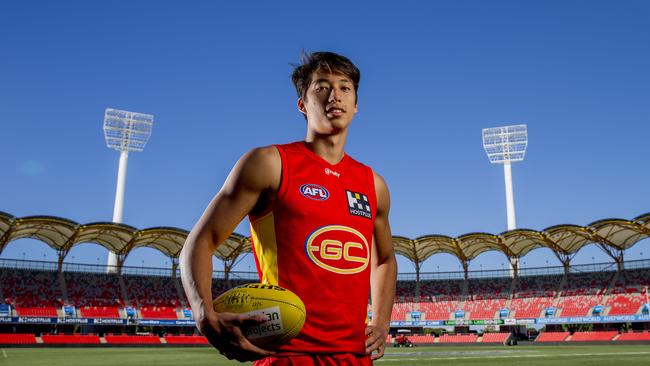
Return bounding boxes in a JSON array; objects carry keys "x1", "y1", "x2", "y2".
[{"x1": 304, "y1": 131, "x2": 348, "y2": 165}]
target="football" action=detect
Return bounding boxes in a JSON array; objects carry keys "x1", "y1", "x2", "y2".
[{"x1": 213, "y1": 283, "x2": 306, "y2": 349}]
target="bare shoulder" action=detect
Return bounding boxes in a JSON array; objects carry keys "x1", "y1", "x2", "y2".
[
  {"x1": 242, "y1": 145, "x2": 281, "y2": 171},
  {"x1": 226, "y1": 145, "x2": 281, "y2": 193}
]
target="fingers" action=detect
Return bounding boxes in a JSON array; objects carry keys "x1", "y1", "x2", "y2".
[
  {"x1": 215, "y1": 313, "x2": 275, "y2": 362},
  {"x1": 218, "y1": 337, "x2": 273, "y2": 362},
  {"x1": 371, "y1": 344, "x2": 385, "y2": 360},
  {"x1": 365, "y1": 325, "x2": 387, "y2": 360},
  {"x1": 236, "y1": 313, "x2": 269, "y2": 327},
  {"x1": 201, "y1": 311, "x2": 275, "y2": 362}
]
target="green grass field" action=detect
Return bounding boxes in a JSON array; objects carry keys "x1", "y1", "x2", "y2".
[{"x1": 1, "y1": 345, "x2": 649, "y2": 366}]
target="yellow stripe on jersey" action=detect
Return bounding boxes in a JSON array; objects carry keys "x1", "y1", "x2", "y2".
[{"x1": 250, "y1": 212, "x2": 279, "y2": 285}]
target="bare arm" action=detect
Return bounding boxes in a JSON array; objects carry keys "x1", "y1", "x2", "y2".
[
  {"x1": 365, "y1": 172, "x2": 397, "y2": 360},
  {"x1": 180, "y1": 146, "x2": 280, "y2": 362}
]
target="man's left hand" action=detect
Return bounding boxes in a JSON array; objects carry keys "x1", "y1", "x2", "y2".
[{"x1": 365, "y1": 324, "x2": 388, "y2": 360}]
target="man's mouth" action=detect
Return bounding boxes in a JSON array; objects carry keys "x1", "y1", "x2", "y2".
[{"x1": 326, "y1": 106, "x2": 345, "y2": 115}]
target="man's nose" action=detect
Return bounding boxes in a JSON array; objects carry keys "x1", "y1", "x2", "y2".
[{"x1": 328, "y1": 88, "x2": 340, "y2": 102}]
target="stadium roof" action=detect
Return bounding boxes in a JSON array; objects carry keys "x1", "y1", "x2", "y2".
[{"x1": 0, "y1": 210, "x2": 648, "y2": 270}]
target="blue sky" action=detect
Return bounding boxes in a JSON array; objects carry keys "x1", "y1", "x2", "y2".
[{"x1": 1, "y1": 0, "x2": 649, "y2": 273}]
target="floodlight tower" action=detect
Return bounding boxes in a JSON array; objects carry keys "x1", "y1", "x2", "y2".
[
  {"x1": 482, "y1": 124, "x2": 528, "y2": 231},
  {"x1": 483, "y1": 124, "x2": 527, "y2": 278},
  {"x1": 103, "y1": 108, "x2": 153, "y2": 271}
]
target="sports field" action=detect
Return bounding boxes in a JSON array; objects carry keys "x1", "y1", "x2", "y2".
[{"x1": 1, "y1": 345, "x2": 649, "y2": 366}]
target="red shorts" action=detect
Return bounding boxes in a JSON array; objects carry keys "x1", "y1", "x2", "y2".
[{"x1": 253, "y1": 353, "x2": 372, "y2": 366}]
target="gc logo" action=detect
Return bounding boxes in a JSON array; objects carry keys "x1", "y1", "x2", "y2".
[{"x1": 305, "y1": 225, "x2": 370, "y2": 275}]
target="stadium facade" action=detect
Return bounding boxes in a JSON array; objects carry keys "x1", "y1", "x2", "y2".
[{"x1": 1, "y1": 210, "x2": 649, "y2": 345}]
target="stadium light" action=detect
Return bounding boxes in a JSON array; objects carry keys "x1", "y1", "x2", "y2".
[
  {"x1": 482, "y1": 124, "x2": 527, "y2": 231},
  {"x1": 103, "y1": 108, "x2": 153, "y2": 271}
]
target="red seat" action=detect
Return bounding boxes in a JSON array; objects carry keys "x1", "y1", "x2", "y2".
[
  {"x1": 481, "y1": 333, "x2": 509, "y2": 343},
  {"x1": 140, "y1": 306, "x2": 178, "y2": 319},
  {"x1": 570, "y1": 331, "x2": 617, "y2": 342},
  {"x1": 15, "y1": 307, "x2": 57, "y2": 317},
  {"x1": 42, "y1": 334, "x2": 101, "y2": 344},
  {"x1": 0, "y1": 333, "x2": 36, "y2": 344},
  {"x1": 536, "y1": 332, "x2": 569, "y2": 342},
  {"x1": 438, "y1": 334, "x2": 477, "y2": 343},
  {"x1": 79, "y1": 306, "x2": 120, "y2": 318},
  {"x1": 165, "y1": 335, "x2": 209, "y2": 345},
  {"x1": 617, "y1": 332, "x2": 650, "y2": 341},
  {"x1": 104, "y1": 335, "x2": 160, "y2": 344}
]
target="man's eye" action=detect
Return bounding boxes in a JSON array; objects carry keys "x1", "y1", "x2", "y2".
[
  {"x1": 316, "y1": 86, "x2": 328, "y2": 92},
  {"x1": 341, "y1": 86, "x2": 351, "y2": 92}
]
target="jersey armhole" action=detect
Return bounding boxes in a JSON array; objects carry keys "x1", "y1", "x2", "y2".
[
  {"x1": 249, "y1": 144, "x2": 289, "y2": 223},
  {"x1": 366, "y1": 166, "x2": 378, "y2": 220}
]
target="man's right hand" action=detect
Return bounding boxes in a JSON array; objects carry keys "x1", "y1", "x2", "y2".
[{"x1": 198, "y1": 310, "x2": 275, "y2": 362}]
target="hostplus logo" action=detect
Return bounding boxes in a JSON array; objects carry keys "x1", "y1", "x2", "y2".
[{"x1": 346, "y1": 190, "x2": 372, "y2": 219}]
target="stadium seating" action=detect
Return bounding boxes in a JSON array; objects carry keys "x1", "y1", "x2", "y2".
[
  {"x1": 481, "y1": 333, "x2": 510, "y2": 343},
  {"x1": 390, "y1": 302, "x2": 418, "y2": 321},
  {"x1": 536, "y1": 332, "x2": 570, "y2": 342},
  {"x1": 511, "y1": 274, "x2": 561, "y2": 319},
  {"x1": 418, "y1": 300, "x2": 460, "y2": 320},
  {"x1": 510, "y1": 296, "x2": 553, "y2": 318},
  {"x1": 104, "y1": 334, "x2": 161, "y2": 344},
  {"x1": 164, "y1": 335, "x2": 209, "y2": 345},
  {"x1": 606, "y1": 294, "x2": 643, "y2": 316},
  {"x1": 438, "y1": 334, "x2": 478, "y2": 343},
  {"x1": 79, "y1": 306, "x2": 120, "y2": 318},
  {"x1": 570, "y1": 331, "x2": 618, "y2": 342},
  {"x1": 463, "y1": 277, "x2": 510, "y2": 320},
  {"x1": 64, "y1": 272, "x2": 123, "y2": 307},
  {"x1": 41, "y1": 334, "x2": 101, "y2": 344},
  {"x1": 1, "y1": 268, "x2": 63, "y2": 311},
  {"x1": 556, "y1": 295, "x2": 599, "y2": 317},
  {"x1": 123, "y1": 274, "x2": 183, "y2": 307},
  {"x1": 514, "y1": 274, "x2": 562, "y2": 298},
  {"x1": 616, "y1": 331, "x2": 650, "y2": 341},
  {"x1": 140, "y1": 306, "x2": 178, "y2": 319},
  {"x1": 14, "y1": 306, "x2": 58, "y2": 317},
  {"x1": 605, "y1": 268, "x2": 650, "y2": 316},
  {"x1": 0, "y1": 333, "x2": 36, "y2": 344},
  {"x1": 396, "y1": 281, "x2": 417, "y2": 298},
  {"x1": 557, "y1": 271, "x2": 613, "y2": 317},
  {"x1": 465, "y1": 299, "x2": 506, "y2": 320},
  {"x1": 408, "y1": 335, "x2": 435, "y2": 344},
  {"x1": 418, "y1": 279, "x2": 464, "y2": 300},
  {"x1": 5, "y1": 263, "x2": 650, "y2": 335}
]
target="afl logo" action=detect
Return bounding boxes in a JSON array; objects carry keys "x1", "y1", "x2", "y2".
[
  {"x1": 300, "y1": 184, "x2": 329, "y2": 201},
  {"x1": 305, "y1": 225, "x2": 370, "y2": 275}
]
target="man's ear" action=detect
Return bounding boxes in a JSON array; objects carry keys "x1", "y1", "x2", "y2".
[{"x1": 297, "y1": 98, "x2": 307, "y2": 115}]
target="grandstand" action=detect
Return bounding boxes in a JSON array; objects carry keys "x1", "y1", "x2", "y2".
[{"x1": 0, "y1": 210, "x2": 649, "y2": 346}]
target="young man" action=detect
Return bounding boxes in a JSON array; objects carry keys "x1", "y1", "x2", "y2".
[{"x1": 180, "y1": 51, "x2": 396, "y2": 365}]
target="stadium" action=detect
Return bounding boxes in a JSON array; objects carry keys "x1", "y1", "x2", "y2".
[
  {"x1": 1, "y1": 210, "x2": 649, "y2": 365},
  {"x1": 3, "y1": 0, "x2": 650, "y2": 364}
]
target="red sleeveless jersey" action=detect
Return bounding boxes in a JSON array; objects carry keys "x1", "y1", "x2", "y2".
[{"x1": 249, "y1": 141, "x2": 377, "y2": 354}]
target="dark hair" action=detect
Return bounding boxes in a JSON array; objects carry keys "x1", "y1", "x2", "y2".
[{"x1": 291, "y1": 51, "x2": 360, "y2": 101}]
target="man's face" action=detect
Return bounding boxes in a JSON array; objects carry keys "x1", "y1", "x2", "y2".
[{"x1": 298, "y1": 70, "x2": 358, "y2": 135}]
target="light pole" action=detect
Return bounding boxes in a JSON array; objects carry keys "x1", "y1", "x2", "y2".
[
  {"x1": 103, "y1": 108, "x2": 153, "y2": 272},
  {"x1": 483, "y1": 125, "x2": 527, "y2": 278},
  {"x1": 482, "y1": 124, "x2": 528, "y2": 231}
]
